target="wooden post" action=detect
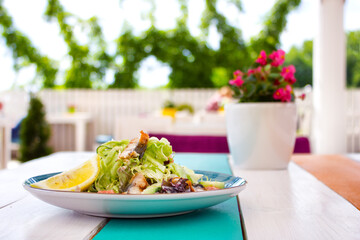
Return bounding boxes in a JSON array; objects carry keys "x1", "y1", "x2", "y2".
[{"x1": 312, "y1": 0, "x2": 347, "y2": 153}]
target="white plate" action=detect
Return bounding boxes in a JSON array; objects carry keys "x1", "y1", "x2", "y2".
[{"x1": 23, "y1": 170, "x2": 247, "y2": 218}]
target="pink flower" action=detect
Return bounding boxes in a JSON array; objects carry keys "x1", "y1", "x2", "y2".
[
  {"x1": 229, "y1": 75, "x2": 244, "y2": 87},
  {"x1": 233, "y1": 70, "x2": 242, "y2": 77},
  {"x1": 269, "y1": 49, "x2": 285, "y2": 67},
  {"x1": 282, "y1": 85, "x2": 292, "y2": 102},
  {"x1": 247, "y1": 67, "x2": 266, "y2": 80},
  {"x1": 285, "y1": 85, "x2": 292, "y2": 92},
  {"x1": 256, "y1": 66, "x2": 262, "y2": 73},
  {"x1": 247, "y1": 69, "x2": 255, "y2": 75},
  {"x1": 255, "y1": 50, "x2": 267, "y2": 66},
  {"x1": 281, "y1": 65, "x2": 296, "y2": 81},
  {"x1": 230, "y1": 70, "x2": 244, "y2": 87},
  {"x1": 281, "y1": 65, "x2": 296, "y2": 84},
  {"x1": 286, "y1": 76, "x2": 296, "y2": 84},
  {"x1": 298, "y1": 93, "x2": 306, "y2": 100},
  {"x1": 273, "y1": 88, "x2": 284, "y2": 100},
  {"x1": 273, "y1": 85, "x2": 293, "y2": 102},
  {"x1": 247, "y1": 66, "x2": 262, "y2": 76}
]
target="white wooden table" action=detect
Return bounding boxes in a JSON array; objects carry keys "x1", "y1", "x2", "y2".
[
  {"x1": 47, "y1": 113, "x2": 93, "y2": 151},
  {"x1": 0, "y1": 152, "x2": 105, "y2": 240},
  {"x1": 0, "y1": 152, "x2": 359, "y2": 240},
  {"x1": 231, "y1": 159, "x2": 360, "y2": 239},
  {"x1": 0, "y1": 117, "x2": 12, "y2": 169}
]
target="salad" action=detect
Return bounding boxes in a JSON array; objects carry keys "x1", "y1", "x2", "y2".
[{"x1": 88, "y1": 131, "x2": 224, "y2": 194}]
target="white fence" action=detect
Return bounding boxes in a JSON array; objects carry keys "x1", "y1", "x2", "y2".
[
  {"x1": 0, "y1": 89, "x2": 217, "y2": 151},
  {"x1": 40, "y1": 89, "x2": 216, "y2": 136},
  {"x1": 1, "y1": 89, "x2": 360, "y2": 152}
]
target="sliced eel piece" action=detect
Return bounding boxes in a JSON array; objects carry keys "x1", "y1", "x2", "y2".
[
  {"x1": 119, "y1": 130, "x2": 149, "y2": 160},
  {"x1": 125, "y1": 173, "x2": 149, "y2": 194}
]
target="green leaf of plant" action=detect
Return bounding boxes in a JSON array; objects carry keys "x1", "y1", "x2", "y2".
[
  {"x1": 268, "y1": 73, "x2": 281, "y2": 79},
  {"x1": 245, "y1": 83, "x2": 256, "y2": 98},
  {"x1": 260, "y1": 82, "x2": 271, "y2": 91}
]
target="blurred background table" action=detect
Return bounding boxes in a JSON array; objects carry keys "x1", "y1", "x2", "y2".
[
  {"x1": 47, "y1": 112, "x2": 93, "y2": 151},
  {"x1": 115, "y1": 112, "x2": 227, "y2": 140}
]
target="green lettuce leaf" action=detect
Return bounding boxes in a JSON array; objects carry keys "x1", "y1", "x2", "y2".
[
  {"x1": 168, "y1": 163, "x2": 203, "y2": 183},
  {"x1": 89, "y1": 136, "x2": 203, "y2": 194},
  {"x1": 90, "y1": 140, "x2": 129, "y2": 193},
  {"x1": 132, "y1": 137, "x2": 173, "y2": 183}
]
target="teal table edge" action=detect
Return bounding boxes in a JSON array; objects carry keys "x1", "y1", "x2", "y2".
[{"x1": 93, "y1": 153, "x2": 245, "y2": 240}]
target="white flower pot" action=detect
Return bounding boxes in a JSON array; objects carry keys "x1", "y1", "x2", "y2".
[{"x1": 225, "y1": 102, "x2": 297, "y2": 170}]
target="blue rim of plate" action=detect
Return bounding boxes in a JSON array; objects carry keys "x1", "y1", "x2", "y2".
[{"x1": 23, "y1": 170, "x2": 247, "y2": 199}]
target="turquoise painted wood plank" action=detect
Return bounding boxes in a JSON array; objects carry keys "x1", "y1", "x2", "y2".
[
  {"x1": 93, "y1": 153, "x2": 243, "y2": 240},
  {"x1": 173, "y1": 153, "x2": 233, "y2": 174}
]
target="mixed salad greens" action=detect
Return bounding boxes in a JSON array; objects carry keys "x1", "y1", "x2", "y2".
[{"x1": 88, "y1": 131, "x2": 224, "y2": 194}]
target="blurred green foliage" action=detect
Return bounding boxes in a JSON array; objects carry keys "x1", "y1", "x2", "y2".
[
  {"x1": 19, "y1": 94, "x2": 52, "y2": 162},
  {"x1": 211, "y1": 67, "x2": 230, "y2": 88},
  {"x1": 285, "y1": 40, "x2": 313, "y2": 88},
  {"x1": 0, "y1": 2, "x2": 58, "y2": 88},
  {"x1": 176, "y1": 104, "x2": 194, "y2": 114},
  {"x1": 250, "y1": 0, "x2": 301, "y2": 55},
  {"x1": 44, "y1": 0, "x2": 112, "y2": 88},
  {"x1": 0, "y1": 0, "x2": 302, "y2": 88},
  {"x1": 347, "y1": 31, "x2": 360, "y2": 88},
  {"x1": 285, "y1": 30, "x2": 360, "y2": 88}
]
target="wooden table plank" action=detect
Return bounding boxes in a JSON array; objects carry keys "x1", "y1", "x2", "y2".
[
  {"x1": 0, "y1": 152, "x2": 95, "y2": 208},
  {"x1": 0, "y1": 170, "x2": 28, "y2": 208},
  {"x1": 232, "y1": 160, "x2": 360, "y2": 240},
  {"x1": 0, "y1": 152, "x2": 105, "y2": 240},
  {"x1": 0, "y1": 195, "x2": 106, "y2": 240},
  {"x1": 293, "y1": 154, "x2": 360, "y2": 210}
]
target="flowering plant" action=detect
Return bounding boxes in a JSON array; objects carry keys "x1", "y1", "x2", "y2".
[
  {"x1": 229, "y1": 49, "x2": 304, "y2": 102},
  {"x1": 67, "y1": 104, "x2": 76, "y2": 113}
]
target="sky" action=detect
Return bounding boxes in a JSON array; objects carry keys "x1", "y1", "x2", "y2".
[{"x1": 0, "y1": 0, "x2": 359, "y2": 91}]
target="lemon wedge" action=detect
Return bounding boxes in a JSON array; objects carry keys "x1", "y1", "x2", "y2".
[{"x1": 31, "y1": 155, "x2": 100, "y2": 191}]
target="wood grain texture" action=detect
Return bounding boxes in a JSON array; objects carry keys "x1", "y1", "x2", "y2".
[
  {"x1": 231, "y1": 159, "x2": 360, "y2": 240},
  {"x1": 0, "y1": 170, "x2": 28, "y2": 208},
  {"x1": 0, "y1": 152, "x2": 105, "y2": 240},
  {"x1": 0, "y1": 152, "x2": 95, "y2": 208},
  {"x1": 2, "y1": 152, "x2": 360, "y2": 240},
  {"x1": 293, "y1": 154, "x2": 360, "y2": 210},
  {"x1": 0, "y1": 195, "x2": 106, "y2": 240}
]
